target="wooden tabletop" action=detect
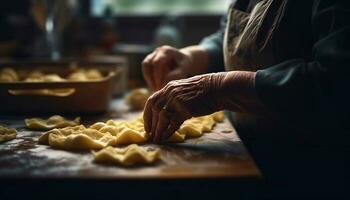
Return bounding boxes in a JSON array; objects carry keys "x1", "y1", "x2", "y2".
[{"x1": 0, "y1": 99, "x2": 261, "y2": 180}]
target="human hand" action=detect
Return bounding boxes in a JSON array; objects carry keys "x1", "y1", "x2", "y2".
[
  {"x1": 142, "y1": 45, "x2": 193, "y2": 91},
  {"x1": 143, "y1": 73, "x2": 226, "y2": 143},
  {"x1": 143, "y1": 71, "x2": 260, "y2": 143}
]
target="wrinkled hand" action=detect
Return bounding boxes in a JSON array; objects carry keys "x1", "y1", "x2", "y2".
[
  {"x1": 143, "y1": 73, "x2": 226, "y2": 143},
  {"x1": 143, "y1": 71, "x2": 260, "y2": 143},
  {"x1": 142, "y1": 46, "x2": 193, "y2": 91}
]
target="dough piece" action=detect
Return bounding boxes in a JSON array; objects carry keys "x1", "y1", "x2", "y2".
[
  {"x1": 45, "y1": 127, "x2": 115, "y2": 150},
  {"x1": 0, "y1": 125, "x2": 17, "y2": 143},
  {"x1": 26, "y1": 70, "x2": 44, "y2": 80},
  {"x1": 167, "y1": 131, "x2": 185, "y2": 143},
  {"x1": 39, "y1": 125, "x2": 85, "y2": 144},
  {"x1": 85, "y1": 69, "x2": 103, "y2": 80},
  {"x1": 25, "y1": 115, "x2": 80, "y2": 130},
  {"x1": 212, "y1": 111, "x2": 225, "y2": 122},
  {"x1": 67, "y1": 71, "x2": 88, "y2": 81},
  {"x1": 0, "y1": 68, "x2": 19, "y2": 82},
  {"x1": 125, "y1": 88, "x2": 150, "y2": 110},
  {"x1": 93, "y1": 144, "x2": 160, "y2": 166},
  {"x1": 39, "y1": 112, "x2": 225, "y2": 150},
  {"x1": 67, "y1": 69, "x2": 103, "y2": 81},
  {"x1": 91, "y1": 119, "x2": 147, "y2": 145},
  {"x1": 178, "y1": 124, "x2": 203, "y2": 137},
  {"x1": 12, "y1": 73, "x2": 74, "y2": 96},
  {"x1": 23, "y1": 72, "x2": 65, "y2": 82}
]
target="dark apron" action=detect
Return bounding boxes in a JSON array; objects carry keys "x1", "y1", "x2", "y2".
[{"x1": 223, "y1": 0, "x2": 276, "y2": 71}]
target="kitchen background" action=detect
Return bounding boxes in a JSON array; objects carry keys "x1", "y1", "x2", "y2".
[{"x1": 0, "y1": 0, "x2": 229, "y2": 86}]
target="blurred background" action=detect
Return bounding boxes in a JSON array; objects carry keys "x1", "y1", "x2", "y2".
[{"x1": 0, "y1": 0, "x2": 228, "y2": 86}]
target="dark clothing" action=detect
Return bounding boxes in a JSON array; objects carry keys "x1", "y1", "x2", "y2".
[
  {"x1": 200, "y1": 0, "x2": 350, "y2": 197},
  {"x1": 201, "y1": 0, "x2": 350, "y2": 145}
]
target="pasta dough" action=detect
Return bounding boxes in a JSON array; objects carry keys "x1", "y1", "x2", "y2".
[
  {"x1": 93, "y1": 144, "x2": 160, "y2": 166},
  {"x1": 11, "y1": 73, "x2": 76, "y2": 96},
  {"x1": 67, "y1": 69, "x2": 103, "y2": 81},
  {"x1": 0, "y1": 68, "x2": 103, "y2": 82},
  {"x1": 39, "y1": 125, "x2": 116, "y2": 150},
  {"x1": 25, "y1": 115, "x2": 81, "y2": 131},
  {"x1": 38, "y1": 111, "x2": 224, "y2": 150},
  {"x1": 1, "y1": 68, "x2": 104, "y2": 96},
  {"x1": 0, "y1": 68, "x2": 19, "y2": 82},
  {"x1": 125, "y1": 88, "x2": 150, "y2": 110},
  {"x1": 0, "y1": 125, "x2": 17, "y2": 143}
]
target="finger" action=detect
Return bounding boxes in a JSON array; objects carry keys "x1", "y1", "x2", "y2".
[
  {"x1": 161, "y1": 118, "x2": 183, "y2": 142},
  {"x1": 149, "y1": 107, "x2": 158, "y2": 141},
  {"x1": 142, "y1": 53, "x2": 157, "y2": 90},
  {"x1": 143, "y1": 92, "x2": 160, "y2": 134},
  {"x1": 158, "y1": 46, "x2": 181, "y2": 61},
  {"x1": 153, "y1": 109, "x2": 171, "y2": 143},
  {"x1": 158, "y1": 59, "x2": 178, "y2": 89},
  {"x1": 160, "y1": 98, "x2": 187, "y2": 142},
  {"x1": 149, "y1": 95, "x2": 166, "y2": 142},
  {"x1": 152, "y1": 53, "x2": 172, "y2": 90}
]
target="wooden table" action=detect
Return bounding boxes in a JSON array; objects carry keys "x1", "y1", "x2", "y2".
[{"x1": 0, "y1": 99, "x2": 261, "y2": 199}]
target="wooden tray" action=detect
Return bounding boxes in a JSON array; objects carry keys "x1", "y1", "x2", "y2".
[{"x1": 0, "y1": 59, "x2": 127, "y2": 114}]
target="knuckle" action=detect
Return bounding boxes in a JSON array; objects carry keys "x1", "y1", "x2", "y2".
[
  {"x1": 149, "y1": 92, "x2": 159, "y2": 101},
  {"x1": 168, "y1": 80, "x2": 178, "y2": 87},
  {"x1": 162, "y1": 48, "x2": 171, "y2": 54},
  {"x1": 153, "y1": 59, "x2": 162, "y2": 67},
  {"x1": 160, "y1": 45, "x2": 170, "y2": 49},
  {"x1": 161, "y1": 45, "x2": 174, "y2": 53},
  {"x1": 147, "y1": 94, "x2": 158, "y2": 105},
  {"x1": 164, "y1": 84, "x2": 175, "y2": 94},
  {"x1": 169, "y1": 82, "x2": 179, "y2": 91}
]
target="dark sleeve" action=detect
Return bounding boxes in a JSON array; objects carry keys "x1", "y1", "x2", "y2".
[
  {"x1": 199, "y1": 14, "x2": 226, "y2": 73},
  {"x1": 255, "y1": 0, "x2": 350, "y2": 120}
]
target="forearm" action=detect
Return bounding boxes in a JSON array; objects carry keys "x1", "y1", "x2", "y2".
[
  {"x1": 180, "y1": 45, "x2": 210, "y2": 77},
  {"x1": 212, "y1": 71, "x2": 268, "y2": 114}
]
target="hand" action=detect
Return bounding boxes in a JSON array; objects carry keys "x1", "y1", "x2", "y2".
[
  {"x1": 143, "y1": 73, "x2": 226, "y2": 143},
  {"x1": 142, "y1": 45, "x2": 193, "y2": 91},
  {"x1": 143, "y1": 71, "x2": 261, "y2": 143}
]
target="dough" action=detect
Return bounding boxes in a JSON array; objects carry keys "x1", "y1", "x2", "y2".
[
  {"x1": 11, "y1": 73, "x2": 75, "y2": 96},
  {"x1": 0, "y1": 68, "x2": 19, "y2": 82},
  {"x1": 25, "y1": 115, "x2": 81, "y2": 130},
  {"x1": 0, "y1": 68, "x2": 103, "y2": 82},
  {"x1": 38, "y1": 111, "x2": 224, "y2": 150},
  {"x1": 0, "y1": 125, "x2": 17, "y2": 143},
  {"x1": 178, "y1": 115, "x2": 216, "y2": 137},
  {"x1": 93, "y1": 144, "x2": 160, "y2": 166},
  {"x1": 85, "y1": 69, "x2": 103, "y2": 80},
  {"x1": 125, "y1": 88, "x2": 150, "y2": 110},
  {"x1": 212, "y1": 111, "x2": 225, "y2": 122},
  {"x1": 67, "y1": 69, "x2": 103, "y2": 81},
  {"x1": 39, "y1": 125, "x2": 116, "y2": 150},
  {"x1": 26, "y1": 70, "x2": 43, "y2": 80},
  {"x1": 2, "y1": 68, "x2": 104, "y2": 96}
]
